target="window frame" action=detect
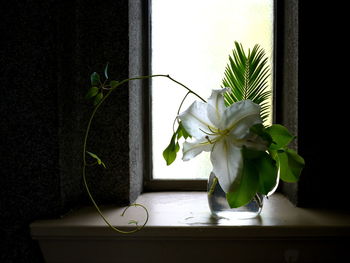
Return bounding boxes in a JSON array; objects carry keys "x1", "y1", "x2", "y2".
[{"x1": 143, "y1": 0, "x2": 293, "y2": 193}]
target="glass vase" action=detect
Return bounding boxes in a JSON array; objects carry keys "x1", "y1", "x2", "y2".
[{"x1": 207, "y1": 172, "x2": 264, "y2": 219}]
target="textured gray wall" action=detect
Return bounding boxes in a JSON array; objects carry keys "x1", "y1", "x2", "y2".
[
  {"x1": 71, "y1": 0, "x2": 131, "y2": 205},
  {"x1": 276, "y1": 0, "x2": 299, "y2": 205},
  {"x1": 129, "y1": 0, "x2": 147, "y2": 202}
]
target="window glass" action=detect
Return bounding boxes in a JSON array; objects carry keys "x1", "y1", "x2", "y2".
[{"x1": 152, "y1": 0, "x2": 274, "y2": 179}]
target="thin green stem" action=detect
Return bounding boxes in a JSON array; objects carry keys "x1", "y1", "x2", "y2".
[
  {"x1": 83, "y1": 74, "x2": 204, "y2": 164},
  {"x1": 116, "y1": 74, "x2": 206, "y2": 102},
  {"x1": 208, "y1": 176, "x2": 218, "y2": 196},
  {"x1": 166, "y1": 75, "x2": 206, "y2": 102},
  {"x1": 177, "y1": 91, "x2": 191, "y2": 116},
  {"x1": 172, "y1": 91, "x2": 191, "y2": 132},
  {"x1": 82, "y1": 165, "x2": 148, "y2": 234},
  {"x1": 83, "y1": 74, "x2": 205, "y2": 234}
]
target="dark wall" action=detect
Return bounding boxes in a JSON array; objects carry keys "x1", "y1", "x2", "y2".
[
  {"x1": 297, "y1": 2, "x2": 349, "y2": 208},
  {"x1": 0, "y1": 1, "x2": 132, "y2": 262},
  {"x1": 1, "y1": 1, "x2": 60, "y2": 262},
  {"x1": 274, "y1": 0, "x2": 350, "y2": 209}
]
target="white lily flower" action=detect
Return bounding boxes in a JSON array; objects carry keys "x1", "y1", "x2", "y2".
[{"x1": 179, "y1": 89, "x2": 263, "y2": 193}]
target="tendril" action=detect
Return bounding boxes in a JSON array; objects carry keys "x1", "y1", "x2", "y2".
[
  {"x1": 83, "y1": 74, "x2": 204, "y2": 234},
  {"x1": 172, "y1": 91, "x2": 191, "y2": 133},
  {"x1": 85, "y1": 161, "x2": 97, "y2": 167},
  {"x1": 82, "y1": 164, "x2": 149, "y2": 234}
]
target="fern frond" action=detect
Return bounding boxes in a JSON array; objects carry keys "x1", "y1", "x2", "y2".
[{"x1": 222, "y1": 41, "x2": 272, "y2": 124}]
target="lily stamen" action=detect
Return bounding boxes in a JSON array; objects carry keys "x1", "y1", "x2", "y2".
[
  {"x1": 207, "y1": 125, "x2": 219, "y2": 134},
  {"x1": 199, "y1": 128, "x2": 216, "y2": 136},
  {"x1": 205, "y1": 136, "x2": 213, "y2": 144}
]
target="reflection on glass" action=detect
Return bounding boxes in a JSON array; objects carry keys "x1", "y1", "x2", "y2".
[{"x1": 152, "y1": 0, "x2": 274, "y2": 179}]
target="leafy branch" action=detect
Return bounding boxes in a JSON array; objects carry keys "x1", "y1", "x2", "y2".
[{"x1": 83, "y1": 65, "x2": 204, "y2": 234}]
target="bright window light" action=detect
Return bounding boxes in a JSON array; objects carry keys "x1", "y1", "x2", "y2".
[{"x1": 152, "y1": 0, "x2": 274, "y2": 180}]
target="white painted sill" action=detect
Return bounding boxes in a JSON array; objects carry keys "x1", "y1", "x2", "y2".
[{"x1": 31, "y1": 192, "x2": 350, "y2": 263}]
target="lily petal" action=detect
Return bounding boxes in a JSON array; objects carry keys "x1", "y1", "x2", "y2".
[
  {"x1": 210, "y1": 138, "x2": 243, "y2": 193},
  {"x1": 230, "y1": 114, "x2": 262, "y2": 140},
  {"x1": 178, "y1": 101, "x2": 214, "y2": 139},
  {"x1": 207, "y1": 89, "x2": 227, "y2": 127},
  {"x1": 182, "y1": 138, "x2": 213, "y2": 161},
  {"x1": 222, "y1": 100, "x2": 261, "y2": 139}
]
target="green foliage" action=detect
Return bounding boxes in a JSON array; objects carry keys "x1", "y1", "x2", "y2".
[
  {"x1": 255, "y1": 152, "x2": 278, "y2": 195},
  {"x1": 83, "y1": 72, "x2": 199, "y2": 234},
  {"x1": 163, "y1": 122, "x2": 191, "y2": 165},
  {"x1": 110, "y1": 80, "x2": 119, "y2": 88},
  {"x1": 227, "y1": 146, "x2": 278, "y2": 208},
  {"x1": 86, "y1": 65, "x2": 121, "y2": 106},
  {"x1": 222, "y1": 41, "x2": 271, "y2": 123},
  {"x1": 177, "y1": 122, "x2": 191, "y2": 139},
  {"x1": 228, "y1": 123, "x2": 304, "y2": 205},
  {"x1": 93, "y1": 92, "x2": 104, "y2": 106},
  {"x1": 250, "y1": 124, "x2": 273, "y2": 147},
  {"x1": 86, "y1": 151, "x2": 106, "y2": 168},
  {"x1": 163, "y1": 132, "x2": 180, "y2": 166},
  {"x1": 221, "y1": 43, "x2": 304, "y2": 204},
  {"x1": 220, "y1": 42, "x2": 305, "y2": 200},
  {"x1": 85, "y1": 87, "x2": 99, "y2": 99},
  {"x1": 86, "y1": 72, "x2": 103, "y2": 105},
  {"x1": 90, "y1": 72, "x2": 100, "y2": 86},
  {"x1": 265, "y1": 125, "x2": 305, "y2": 183},
  {"x1": 266, "y1": 124, "x2": 296, "y2": 150},
  {"x1": 276, "y1": 148, "x2": 304, "y2": 183},
  {"x1": 226, "y1": 157, "x2": 259, "y2": 208}
]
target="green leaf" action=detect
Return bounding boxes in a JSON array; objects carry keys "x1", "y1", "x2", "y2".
[
  {"x1": 286, "y1": 148, "x2": 305, "y2": 176},
  {"x1": 86, "y1": 151, "x2": 106, "y2": 168},
  {"x1": 241, "y1": 147, "x2": 278, "y2": 196},
  {"x1": 85, "y1": 86, "x2": 99, "y2": 99},
  {"x1": 180, "y1": 122, "x2": 191, "y2": 139},
  {"x1": 100, "y1": 160, "x2": 106, "y2": 168},
  {"x1": 175, "y1": 141, "x2": 180, "y2": 152},
  {"x1": 226, "y1": 158, "x2": 259, "y2": 208},
  {"x1": 110, "y1": 80, "x2": 119, "y2": 88},
  {"x1": 162, "y1": 123, "x2": 191, "y2": 165},
  {"x1": 162, "y1": 133, "x2": 179, "y2": 165},
  {"x1": 90, "y1": 72, "x2": 100, "y2": 86},
  {"x1": 241, "y1": 147, "x2": 265, "y2": 160},
  {"x1": 86, "y1": 151, "x2": 98, "y2": 159},
  {"x1": 104, "y1": 63, "x2": 109, "y2": 79},
  {"x1": 93, "y1": 92, "x2": 103, "y2": 106},
  {"x1": 266, "y1": 124, "x2": 296, "y2": 150},
  {"x1": 250, "y1": 123, "x2": 273, "y2": 147},
  {"x1": 176, "y1": 122, "x2": 191, "y2": 140},
  {"x1": 278, "y1": 149, "x2": 304, "y2": 182},
  {"x1": 256, "y1": 152, "x2": 278, "y2": 195}
]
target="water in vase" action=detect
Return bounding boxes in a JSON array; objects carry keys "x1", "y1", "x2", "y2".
[{"x1": 207, "y1": 172, "x2": 264, "y2": 220}]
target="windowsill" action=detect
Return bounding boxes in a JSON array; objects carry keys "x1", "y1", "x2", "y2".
[{"x1": 31, "y1": 192, "x2": 350, "y2": 262}]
